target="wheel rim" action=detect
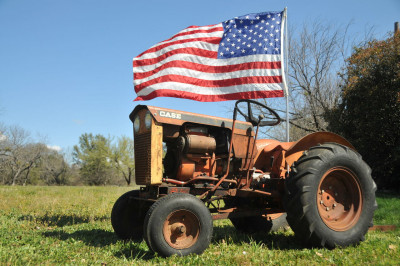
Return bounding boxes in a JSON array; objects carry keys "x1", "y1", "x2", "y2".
[
  {"x1": 163, "y1": 209, "x2": 200, "y2": 249},
  {"x1": 317, "y1": 167, "x2": 363, "y2": 231}
]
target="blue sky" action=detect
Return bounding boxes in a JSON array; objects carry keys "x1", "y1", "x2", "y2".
[{"x1": 0, "y1": 0, "x2": 399, "y2": 151}]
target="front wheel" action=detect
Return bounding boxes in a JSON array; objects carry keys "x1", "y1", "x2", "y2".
[
  {"x1": 284, "y1": 143, "x2": 377, "y2": 248},
  {"x1": 144, "y1": 193, "x2": 213, "y2": 257}
]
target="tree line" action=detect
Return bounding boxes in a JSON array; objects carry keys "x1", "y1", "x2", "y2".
[{"x1": 0, "y1": 124, "x2": 134, "y2": 186}]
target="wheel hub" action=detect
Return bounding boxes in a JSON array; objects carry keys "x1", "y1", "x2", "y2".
[
  {"x1": 317, "y1": 167, "x2": 362, "y2": 231},
  {"x1": 163, "y1": 210, "x2": 200, "y2": 249}
]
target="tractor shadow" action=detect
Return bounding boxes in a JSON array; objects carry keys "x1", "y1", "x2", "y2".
[
  {"x1": 42, "y1": 228, "x2": 155, "y2": 260},
  {"x1": 212, "y1": 224, "x2": 303, "y2": 250},
  {"x1": 19, "y1": 213, "x2": 109, "y2": 227}
]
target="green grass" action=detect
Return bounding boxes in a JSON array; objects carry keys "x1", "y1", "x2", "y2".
[{"x1": 0, "y1": 186, "x2": 399, "y2": 265}]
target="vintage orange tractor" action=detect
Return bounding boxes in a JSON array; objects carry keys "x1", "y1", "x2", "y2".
[{"x1": 111, "y1": 99, "x2": 377, "y2": 257}]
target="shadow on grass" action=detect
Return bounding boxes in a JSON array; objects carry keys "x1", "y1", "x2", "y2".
[
  {"x1": 212, "y1": 224, "x2": 302, "y2": 250},
  {"x1": 43, "y1": 229, "x2": 155, "y2": 260},
  {"x1": 19, "y1": 214, "x2": 109, "y2": 227}
]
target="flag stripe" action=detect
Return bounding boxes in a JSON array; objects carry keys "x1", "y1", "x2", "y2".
[
  {"x1": 135, "y1": 41, "x2": 219, "y2": 61},
  {"x1": 134, "y1": 47, "x2": 218, "y2": 67},
  {"x1": 134, "y1": 61, "x2": 282, "y2": 79},
  {"x1": 134, "y1": 68, "x2": 281, "y2": 86},
  {"x1": 134, "y1": 54, "x2": 282, "y2": 73},
  {"x1": 136, "y1": 35, "x2": 222, "y2": 58},
  {"x1": 135, "y1": 75, "x2": 282, "y2": 92},
  {"x1": 135, "y1": 86, "x2": 284, "y2": 102}
]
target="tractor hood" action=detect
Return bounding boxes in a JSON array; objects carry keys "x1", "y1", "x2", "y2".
[{"x1": 130, "y1": 105, "x2": 253, "y2": 135}]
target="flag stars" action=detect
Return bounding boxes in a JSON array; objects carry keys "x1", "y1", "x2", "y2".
[{"x1": 218, "y1": 12, "x2": 283, "y2": 58}]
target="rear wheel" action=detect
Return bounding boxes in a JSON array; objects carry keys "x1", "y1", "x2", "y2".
[
  {"x1": 111, "y1": 190, "x2": 152, "y2": 241},
  {"x1": 284, "y1": 143, "x2": 377, "y2": 248},
  {"x1": 144, "y1": 193, "x2": 213, "y2": 257}
]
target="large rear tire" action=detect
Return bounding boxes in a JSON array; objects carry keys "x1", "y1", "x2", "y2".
[
  {"x1": 111, "y1": 190, "x2": 152, "y2": 241},
  {"x1": 144, "y1": 193, "x2": 213, "y2": 257},
  {"x1": 284, "y1": 143, "x2": 377, "y2": 248}
]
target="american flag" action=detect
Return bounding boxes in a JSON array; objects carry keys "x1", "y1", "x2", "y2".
[{"x1": 133, "y1": 11, "x2": 287, "y2": 102}]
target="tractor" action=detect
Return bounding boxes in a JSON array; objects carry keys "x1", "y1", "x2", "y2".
[{"x1": 111, "y1": 99, "x2": 377, "y2": 257}]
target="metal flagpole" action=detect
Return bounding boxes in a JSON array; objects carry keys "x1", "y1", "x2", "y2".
[{"x1": 282, "y1": 8, "x2": 290, "y2": 142}]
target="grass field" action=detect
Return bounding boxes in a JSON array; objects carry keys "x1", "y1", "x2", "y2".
[{"x1": 0, "y1": 186, "x2": 399, "y2": 265}]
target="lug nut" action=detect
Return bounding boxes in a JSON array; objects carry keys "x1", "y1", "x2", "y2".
[
  {"x1": 333, "y1": 203, "x2": 337, "y2": 207},
  {"x1": 326, "y1": 207, "x2": 330, "y2": 211},
  {"x1": 320, "y1": 200, "x2": 324, "y2": 204},
  {"x1": 321, "y1": 190, "x2": 325, "y2": 194}
]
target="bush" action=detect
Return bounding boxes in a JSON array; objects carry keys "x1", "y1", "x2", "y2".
[{"x1": 327, "y1": 33, "x2": 400, "y2": 191}]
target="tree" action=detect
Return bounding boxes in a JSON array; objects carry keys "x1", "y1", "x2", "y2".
[
  {"x1": 258, "y1": 21, "x2": 356, "y2": 141},
  {"x1": 111, "y1": 136, "x2": 135, "y2": 185},
  {"x1": 39, "y1": 150, "x2": 70, "y2": 185},
  {"x1": 73, "y1": 133, "x2": 113, "y2": 185},
  {"x1": 326, "y1": 33, "x2": 400, "y2": 190},
  {"x1": 0, "y1": 125, "x2": 46, "y2": 185}
]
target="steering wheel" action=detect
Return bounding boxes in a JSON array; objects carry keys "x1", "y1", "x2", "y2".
[{"x1": 234, "y1": 99, "x2": 281, "y2": 127}]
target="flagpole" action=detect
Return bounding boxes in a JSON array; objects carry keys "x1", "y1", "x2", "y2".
[{"x1": 281, "y1": 8, "x2": 290, "y2": 142}]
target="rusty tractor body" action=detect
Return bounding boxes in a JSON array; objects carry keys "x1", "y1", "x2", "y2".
[{"x1": 111, "y1": 99, "x2": 377, "y2": 257}]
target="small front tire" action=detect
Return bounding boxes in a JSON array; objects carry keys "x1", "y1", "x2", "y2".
[{"x1": 144, "y1": 193, "x2": 213, "y2": 257}]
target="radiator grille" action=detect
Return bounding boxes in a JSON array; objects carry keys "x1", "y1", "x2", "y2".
[{"x1": 134, "y1": 132, "x2": 152, "y2": 185}]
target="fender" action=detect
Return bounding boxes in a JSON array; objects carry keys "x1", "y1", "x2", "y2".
[{"x1": 285, "y1": 132, "x2": 355, "y2": 168}]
